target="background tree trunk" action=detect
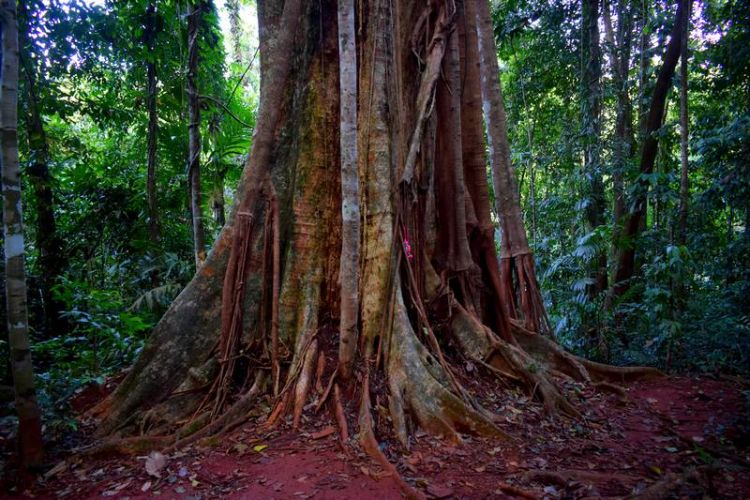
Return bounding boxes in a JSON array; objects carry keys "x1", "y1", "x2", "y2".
[
  {"x1": 226, "y1": 0, "x2": 243, "y2": 66},
  {"x1": 581, "y1": 0, "x2": 607, "y2": 297},
  {"x1": 612, "y1": 0, "x2": 687, "y2": 299},
  {"x1": 677, "y1": 0, "x2": 690, "y2": 246},
  {"x1": 146, "y1": 0, "x2": 160, "y2": 248},
  {"x1": 1, "y1": 0, "x2": 44, "y2": 468},
  {"x1": 603, "y1": 0, "x2": 635, "y2": 252},
  {"x1": 475, "y1": 0, "x2": 549, "y2": 335},
  {"x1": 187, "y1": 0, "x2": 206, "y2": 268},
  {"x1": 18, "y1": 1, "x2": 67, "y2": 337}
]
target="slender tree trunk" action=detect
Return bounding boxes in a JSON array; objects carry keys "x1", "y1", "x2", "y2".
[
  {"x1": 212, "y1": 167, "x2": 226, "y2": 227},
  {"x1": 188, "y1": 1, "x2": 206, "y2": 268},
  {"x1": 611, "y1": 0, "x2": 687, "y2": 299},
  {"x1": 17, "y1": 1, "x2": 67, "y2": 336},
  {"x1": 336, "y1": 0, "x2": 359, "y2": 381},
  {"x1": 226, "y1": 0, "x2": 243, "y2": 66},
  {"x1": 581, "y1": 0, "x2": 607, "y2": 297},
  {"x1": 146, "y1": 1, "x2": 160, "y2": 248},
  {"x1": 603, "y1": 0, "x2": 635, "y2": 248},
  {"x1": 677, "y1": 0, "x2": 690, "y2": 246},
  {"x1": 475, "y1": 0, "x2": 549, "y2": 334},
  {"x1": 1, "y1": 0, "x2": 44, "y2": 468}
]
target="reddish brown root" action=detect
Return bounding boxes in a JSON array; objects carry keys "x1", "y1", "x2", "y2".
[
  {"x1": 75, "y1": 435, "x2": 173, "y2": 458},
  {"x1": 497, "y1": 481, "x2": 539, "y2": 499},
  {"x1": 450, "y1": 304, "x2": 581, "y2": 418},
  {"x1": 359, "y1": 372, "x2": 424, "y2": 500},
  {"x1": 293, "y1": 339, "x2": 319, "y2": 428},
  {"x1": 169, "y1": 372, "x2": 267, "y2": 451},
  {"x1": 332, "y1": 384, "x2": 349, "y2": 442}
]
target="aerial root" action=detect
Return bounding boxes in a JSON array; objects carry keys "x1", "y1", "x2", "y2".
[
  {"x1": 332, "y1": 384, "x2": 349, "y2": 442},
  {"x1": 293, "y1": 339, "x2": 319, "y2": 428},
  {"x1": 359, "y1": 372, "x2": 424, "y2": 500}
]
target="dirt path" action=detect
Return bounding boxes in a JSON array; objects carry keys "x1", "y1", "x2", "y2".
[{"x1": 6, "y1": 376, "x2": 749, "y2": 498}]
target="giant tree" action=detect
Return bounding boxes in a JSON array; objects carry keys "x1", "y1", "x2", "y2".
[{"x1": 92, "y1": 0, "x2": 657, "y2": 483}]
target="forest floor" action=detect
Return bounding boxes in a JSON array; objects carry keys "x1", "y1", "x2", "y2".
[{"x1": 2, "y1": 375, "x2": 749, "y2": 499}]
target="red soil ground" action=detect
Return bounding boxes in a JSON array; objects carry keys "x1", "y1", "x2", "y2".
[{"x1": 3, "y1": 375, "x2": 749, "y2": 499}]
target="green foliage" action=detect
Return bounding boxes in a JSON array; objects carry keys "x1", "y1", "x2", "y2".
[
  {"x1": 494, "y1": 0, "x2": 750, "y2": 374},
  {"x1": 2, "y1": 0, "x2": 261, "y2": 423}
]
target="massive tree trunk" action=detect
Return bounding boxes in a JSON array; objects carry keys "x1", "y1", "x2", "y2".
[
  {"x1": 146, "y1": 0, "x2": 160, "y2": 248},
  {"x1": 1, "y1": 0, "x2": 44, "y2": 468},
  {"x1": 611, "y1": 0, "x2": 687, "y2": 299},
  {"x1": 94, "y1": 0, "x2": 657, "y2": 478},
  {"x1": 17, "y1": 1, "x2": 67, "y2": 337},
  {"x1": 581, "y1": 0, "x2": 607, "y2": 298},
  {"x1": 187, "y1": 0, "x2": 206, "y2": 268}
]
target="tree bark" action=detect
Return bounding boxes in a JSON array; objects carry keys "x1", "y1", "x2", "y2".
[
  {"x1": 612, "y1": 0, "x2": 687, "y2": 299},
  {"x1": 226, "y1": 0, "x2": 243, "y2": 66},
  {"x1": 188, "y1": 0, "x2": 206, "y2": 268},
  {"x1": 146, "y1": 0, "x2": 160, "y2": 248},
  {"x1": 603, "y1": 0, "x2": 635, "y2": 249},
  {"x1": 581, "y1": 0, "x2": 607, "y2": 297},
  {"x1": 475, "y1": 0, "x2": 549, "y2": 334},
  {"x1": 336, "y1": 0, "x2": 359, "y2": 381},
  {"x1": 1, "y1": 0, "x2": 44, "y2": 468},
  {"x1": 17, "y1": 1, "x2": 67, "y2": 337},
  {"x1": 677, "y1": 0, "x2": 690, "y2": 246}
]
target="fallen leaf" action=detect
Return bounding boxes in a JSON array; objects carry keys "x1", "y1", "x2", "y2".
[
  {"x1": 253, "y1": 444, "x2": 269, "y2": 453},
  {"x1": 141, "y1": 481, "x2": 152, "y2": 492},
  {"x1": 665, "y1": 447, "x2": 678, "y2": 453},
  {"x1": 145, "y1": 451, "x2": 167, "y2": 478}
]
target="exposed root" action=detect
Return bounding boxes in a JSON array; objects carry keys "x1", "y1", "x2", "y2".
[
  {"x1": 387, "y1": 287, "x2": 508, "y2": 446},
  {"x1": 75, "y1": 436, "x2": 173, "y2": 459},
  {"x1": 332, "y1": 383, "x2": 349, "y2": 442},
  {"x1": 497, "y1": 481, "x2": 539, "y2": 499},
  {"x1": 627, "y1": 468, "x2": 702, "y2": 499},
  {"x1": 293, "y1": 339, "x2": 319, "y2": 428},
  {"x1": 169, "y1": 372, "x2": 267, "y2": 451},
  {"x1": 451, "y1": 304, "x2": 581, "y2": 418},
  {"x1": 523, "y1": 469, "x2": 634, "y2": 488},
  {"x1": 359, "y1": 372, "x2": 424, "y2": 500},
  {"x1": 512, "y1": 322, "x2": 662, "y2": 383}
]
